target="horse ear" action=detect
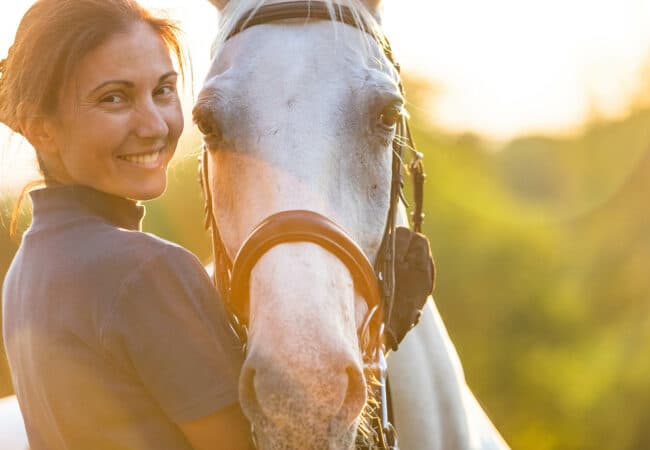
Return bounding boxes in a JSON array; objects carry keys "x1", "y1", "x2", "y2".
[
  {"x1": 207, "y1": 0, "x2": 228, "y2": 10},
  {"x1": 361, "y1": 0, "x2": 383, "y2": 21},
  {"x1": 364, "y1": 0, "x2": 382, "y2": 8}
]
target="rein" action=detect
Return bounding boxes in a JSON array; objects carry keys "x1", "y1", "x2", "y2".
[{"x1": 199, "y1": 3, "x2": 429, "y2": 448}]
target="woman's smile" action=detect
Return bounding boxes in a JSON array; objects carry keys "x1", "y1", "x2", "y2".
[{"x1": 116, "y1": 147, "x2": 168, "y2": 169}]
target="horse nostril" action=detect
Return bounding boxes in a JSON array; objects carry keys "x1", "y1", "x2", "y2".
[
  {"x1": 338, "y1": 365, "x2": 368, "y2": 427},
  {"x1": 239, "y1": 366, "x2": 260, "y2": 420}
]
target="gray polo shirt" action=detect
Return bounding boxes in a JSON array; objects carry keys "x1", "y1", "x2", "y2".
[{"x1": 3, "y1": 185, "x2": 243, "y2": 450}]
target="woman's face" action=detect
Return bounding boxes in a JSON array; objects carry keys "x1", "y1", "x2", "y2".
[{"x1": 49, "y1": 22, "x2": 184, "y2": 200}]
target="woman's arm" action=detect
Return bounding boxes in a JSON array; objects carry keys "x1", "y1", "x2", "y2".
[{"x1": 113, "y1": 245, "x2": 250, "y2": 447}]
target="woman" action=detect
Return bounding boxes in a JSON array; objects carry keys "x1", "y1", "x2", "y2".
[{"x1": 0, "y1": 1, "x2": 251, "y2": 449}]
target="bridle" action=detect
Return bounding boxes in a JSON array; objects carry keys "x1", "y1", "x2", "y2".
[{"x1": 198, "y1": 2, "x2": 428, "y2": 449}]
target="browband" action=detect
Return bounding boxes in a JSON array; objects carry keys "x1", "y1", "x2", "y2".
[{"x1": 226, "y1": 1, "x2": 398, "y2": 69}]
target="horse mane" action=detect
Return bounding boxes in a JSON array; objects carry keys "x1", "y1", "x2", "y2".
[{"x1": 211, "y1": 0, "x2": 387, "y2": 63}]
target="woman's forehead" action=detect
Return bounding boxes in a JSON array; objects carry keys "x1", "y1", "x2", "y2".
[{"x1": 70, "y1": 23, "x2": 174, "y2": 92}]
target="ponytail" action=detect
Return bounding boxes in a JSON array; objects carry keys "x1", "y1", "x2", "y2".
[{"x1": 0, "y1": 56, "x2": 9, "y2": 131}]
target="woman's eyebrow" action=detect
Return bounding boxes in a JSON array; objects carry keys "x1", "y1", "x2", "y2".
[
  {"x1": 159, "y1": 71, "x2": 178, "y2": 81},
  {"x1": 89, "y1": 71, "x2": 178, "y2": 95},
  {"x1": 89, "y1": 80, "x2": 134, "y2": 95}
]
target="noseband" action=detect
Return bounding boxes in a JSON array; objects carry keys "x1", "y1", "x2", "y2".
[{"x1": 199, "y1": 3, "x2": 432, "y2": 449}]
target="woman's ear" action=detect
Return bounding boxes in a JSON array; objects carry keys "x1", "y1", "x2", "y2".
[
  {"x1": 19, "y1": 116, "x2": 60, "y2": 155},
  {"x1": 20, "y1": 115, "x2": 71, "y2": 183},
  {"x1": 207, "y1": 0, "x2": 229, "y2": 10}
]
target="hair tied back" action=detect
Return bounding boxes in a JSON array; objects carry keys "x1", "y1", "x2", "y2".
[
  {"x1": 0, "y1": 45, "x2": 11, "y2": 76},
  {"x1": 0, "y1": 56, "x2": 8, "y2": 129}
]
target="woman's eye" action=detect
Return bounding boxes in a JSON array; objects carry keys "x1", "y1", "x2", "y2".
[
  {"x1": 100, "y1": 94, "x2": 126, "y2": 105},
  {"x1": 379, "y1": 104, "x2": 403, "y2": 128},
  {"x1": 155, "y1": 84, "x2": 177, "y2": 97}
]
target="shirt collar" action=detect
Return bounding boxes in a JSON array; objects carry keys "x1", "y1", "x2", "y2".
[{"x1": 29, "y1": 185, "x2": 146, "y2": 231}]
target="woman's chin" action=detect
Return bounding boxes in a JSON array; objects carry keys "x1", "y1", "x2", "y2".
[
  {"x1": 110, "y1": 178, "x2": 167, "y2": 202},
  {"x1": 129, "y1": 185, "x2": 167, "y2": 201}
]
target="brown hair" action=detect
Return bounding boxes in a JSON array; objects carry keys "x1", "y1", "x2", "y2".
[{"x1": 0, "y1": 0, "x2": 187, "y2": 237}]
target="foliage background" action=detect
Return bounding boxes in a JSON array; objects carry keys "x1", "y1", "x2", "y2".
[{"x1": 1, "y1": 75, "x2": 649, "y2": 450}]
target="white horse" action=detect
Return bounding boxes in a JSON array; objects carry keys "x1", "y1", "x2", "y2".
[
  {"x1": 0, "y1": 1, "x2": 510, "y2": 448},
  {"x1": 193, "y1": 0, "x2": 510, "y2": 449}
]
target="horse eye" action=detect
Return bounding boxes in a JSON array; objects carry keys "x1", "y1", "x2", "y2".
[{"x1": 379, "y1": 104, "x2": 403, "y2": 128}]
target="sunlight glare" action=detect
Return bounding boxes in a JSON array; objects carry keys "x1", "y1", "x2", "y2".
[
  {"x1": 383, "y1": 0, "x2": 650, "y2": 138},
  {"x1": 2, "y1": 0, "x2": 650, "y2": 146}
]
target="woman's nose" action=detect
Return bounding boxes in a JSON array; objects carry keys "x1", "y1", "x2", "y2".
[{"x1": 134, "y1": 101, "x2": 169, "y2": 139}]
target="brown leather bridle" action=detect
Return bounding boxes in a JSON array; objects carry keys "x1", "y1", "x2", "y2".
[
  {"x1": 198, "y1": 3, "x2": 428, "y2": 448},
  {"x1": 228, "y1": 210, "x2": 384, "y2": 358}
]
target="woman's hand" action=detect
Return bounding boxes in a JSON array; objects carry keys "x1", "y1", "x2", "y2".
[{"x1": 179, "y1": 403, "x2": 253, "y2": 450}]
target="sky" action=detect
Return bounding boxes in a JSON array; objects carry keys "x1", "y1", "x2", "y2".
[{"x1": 1, "y1": 0, "x2": 650, "y2": 190}]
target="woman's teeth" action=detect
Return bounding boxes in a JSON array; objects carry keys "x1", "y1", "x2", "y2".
[{"x1": 119, "y1": 150, "x2": 162, "y2": 165}]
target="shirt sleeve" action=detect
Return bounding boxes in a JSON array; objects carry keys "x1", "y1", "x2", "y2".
[{"x1": 113, "y1": 245, "x2": 243, "y2": 423}]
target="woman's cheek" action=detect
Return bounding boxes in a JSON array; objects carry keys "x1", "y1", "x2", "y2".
[{"x1": 169, "y1": 103, "x2": 184, "y2": 140}]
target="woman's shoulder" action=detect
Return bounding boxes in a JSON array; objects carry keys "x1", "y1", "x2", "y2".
[
  {"x1": 113, "y1": 229, "x2": 209, "y2": 285},
  {"x1": 108, "y1": 232, "x2": 220, "y2": 332},
  {"x1": 100, "y1": 230, "x2": 216, "y2": 330},
  {"x1": 118, "y1": 228, "x2": 183, "y2": 254},
  {"x1": 63, "y1": 225, "x2": 211, "y2": 291}
]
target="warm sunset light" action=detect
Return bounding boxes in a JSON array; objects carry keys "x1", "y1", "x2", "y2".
[
  {"x1": 384, "y1": 0, "x2": 650, "y2": 138},
  {"x1": 2, "y1": 4, "x2": 650, "y2": 450},
  {"x1": 2, "y1": 0, "x2": 650, "y2": 191},
  {"x1": 3, "y1": 0, "x2": 650, "y2": 140}
]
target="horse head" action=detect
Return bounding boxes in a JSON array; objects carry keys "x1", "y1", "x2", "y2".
[{"x1": 194, "y1": 1, "x2": 404, "y2": 448}]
